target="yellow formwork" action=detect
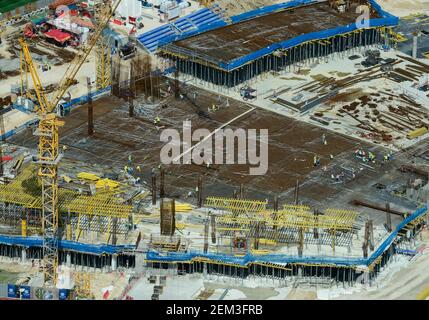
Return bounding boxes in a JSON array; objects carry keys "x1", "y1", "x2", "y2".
[
  {"x1": 216, "y1": 206, "x2": 358, "y2": 231},
  {"x1": 0, "y1": 165, "x2": 43, "y2": 208},
  {"x1": 0, "y1": 164, "x2": 131, "y2": 219},
  {"x1": 205, "y1": 197, "x2": 267, "y2": 215}
]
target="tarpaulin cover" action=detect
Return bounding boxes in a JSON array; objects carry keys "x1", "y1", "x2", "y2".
[{"x1": 44, "y1": 29, "x2": 72, "y2": 43}]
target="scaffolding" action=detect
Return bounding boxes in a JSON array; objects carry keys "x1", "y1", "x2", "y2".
[
  {"x1": 205, "y1": 197, "x2": 267, "y2": 215},
  {"x1": 0, "y1": 164, "x2": 132, "y2": 239},
  {"x1": 213, "y1": 201, "x2": 361, "y2": 250},
  {"x1": 73, "y1": 272, "x2": 91, "y2": 298}
]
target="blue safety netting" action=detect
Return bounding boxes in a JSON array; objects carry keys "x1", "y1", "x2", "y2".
[
  {"x1": 0, "y1": 235, "x2": 135, "y2": 255},
  {"x1": 146, "y1": 205, "x2": 428, "y2": 268}
]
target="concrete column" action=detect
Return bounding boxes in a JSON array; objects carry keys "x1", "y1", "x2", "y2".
[
  {"x1": 111, "y1": 254, "x2": 117, "y2": 271},
  {"x1": 21, "y1": 248, "x2": 27, "y2": 263},
  {"x1": 66, "y1": 252, "x2": 71, "y2": 267},
  {"x1": 412, "y1": 36, "x2": 418, "y2": 59}
]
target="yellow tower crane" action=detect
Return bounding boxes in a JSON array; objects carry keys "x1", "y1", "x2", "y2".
[
  {"x1": 94, "y1": 1, "x2": 113, "y2": 91},
  {"x1": 18, "y1": 0, "x2": 123, "y2": 287}
]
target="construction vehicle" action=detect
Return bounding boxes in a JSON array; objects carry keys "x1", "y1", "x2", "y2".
[
  {"x1": 119, "y1": 42, "x2": 137, "y2": 60},
  {"x1": 18, "y1": 0, "x2": 122, "y2": 287},
  {"x1": 239, "y1": 85, "x2": 257, "y2": 101}
]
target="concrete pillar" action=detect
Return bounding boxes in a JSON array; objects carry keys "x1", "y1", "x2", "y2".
[
  {"x1": 21, "y1": 248, "x2": 27, "y2": 263},
  {"x1": 412, "y1": 36, "x2": 418, "y2": 59},
  {"x1": 66, "y1": 252, "x2": 71, "y2": 267},
  {"x1": 111, "y1": 254, "x2": 117, "y2": 271}
]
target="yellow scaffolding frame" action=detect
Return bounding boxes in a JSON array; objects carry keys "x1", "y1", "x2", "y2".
[
  {"x1": 0, "y1": 165, "x2": 132, "y2": 220},
  {"x1": 205, "y1": 197, "x2": 267, "y2": 215}
]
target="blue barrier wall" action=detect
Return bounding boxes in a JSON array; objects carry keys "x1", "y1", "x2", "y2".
[
  {"x1": 0, "y1": 235, "x2": 135, "y2": 255},
  {"x1": 146, "y1": 205, "x2": 427, "y2": 268},
  {"x1": 221, "y1": 0, "x2": 399, "y2": 71}
]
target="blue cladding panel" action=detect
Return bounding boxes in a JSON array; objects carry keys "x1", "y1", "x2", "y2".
[
  {"x1": 137, "y1": 7, "x2": 225, "y2": 53},
  {"x1": 21, "y1": 286, "x2": 31, "y2": 299},
  {"x1": 0, "y1": 235, "x2": 134, "y2": 255}
]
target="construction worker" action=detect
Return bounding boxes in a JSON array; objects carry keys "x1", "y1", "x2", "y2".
[
  {"x1": 322, "y1": 134, "x2": 327, "y2": 145},
  {"x1": 313, "y1": 154, "x2": 320, "y2": 167},
  {"x1": 383, "y1": 154, "x2": 389, "y2": 162},
  {"x1": 368, "y1": 151, "x2": 376, "y2": 163},
  {"x1": 128, "y1": 154, "x2": 133, "y2": 164},
  {"x1": 330, "y1": 154, "x2": 334, "y2": 160},
  {"x1": 136, "y1": 165, "x2": 141, "y2": 173},
  {"x1": 62, "y1": 145, "x2": 68, "y2": 153},
  {"x1": 124, "y1": 165, "x2": 128, "y2": 173},
  {"x1": 153, "y1": 116, "x2": 161, "y2": 125}
]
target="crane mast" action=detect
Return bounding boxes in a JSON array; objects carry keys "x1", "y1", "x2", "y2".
[{"x1": 19, "y1": 0, "x2": 122, "y2": 286}]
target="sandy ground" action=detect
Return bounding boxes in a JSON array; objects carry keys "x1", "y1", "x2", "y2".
[
  {"x1": 377, "y1": 0, "x2": 429, "y2": 17},
  {"x1": 90, "y1": 271, "x2": 130, "y2": 300},
  {"x1": 216, "y1": 0, "x2": 286, "y2": 17},
  {"x1": 1, "y1": 109, "x2": 37, "y2": 133},
  {"x1": 332, "y1": 228, "x2": 429, "y2": 300}
]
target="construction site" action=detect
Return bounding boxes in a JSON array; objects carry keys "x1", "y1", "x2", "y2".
[{"x1": 0, "y1": 0, "x2": 429, "y2": 301}]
